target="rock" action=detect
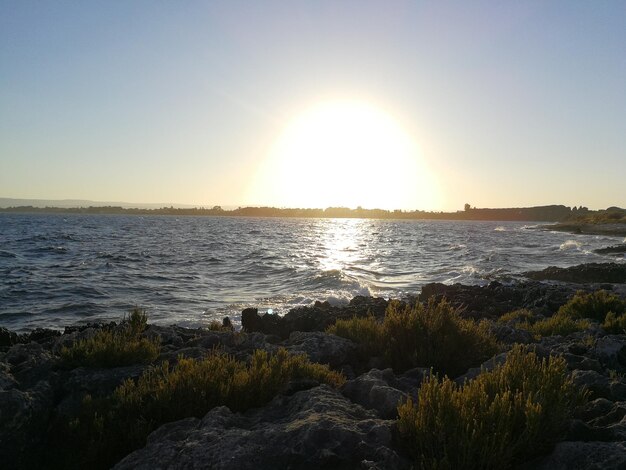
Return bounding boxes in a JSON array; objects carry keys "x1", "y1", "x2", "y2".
[
  {"x1": 595, "y1": 245, "x2": 626, "y2": 255},
  {"x1": 490, "y1": 324, "x2": 535, "y2": 344},
  {"x1": 524, "y1": 262, "x2": 626, "y2": 284},
  {"x1": 285, "y1": 331, "x2": 357, "y2": 368},
  {"x1": 144, "y1": 325, "x2": 184, "y2": 347},
  {"x1": 114, "y1": 385, "x2": 409, "y2": 470},
  {"x1": 594, "y1": 336, "x2": 626, "y2": 370},
  {"x1": 419, "y1": 281, "x2": 576, "y2": 320},
  {"x1": 0, "y1": 380, "x2": 54, "y2": 468},
  {"x1": 242, "y1": 297, "x2": 390, "y2": 338},
  {"x1": 57, "y1": 364, "x2": 146, "y2": 417},
  {"x1": 531, "y1": 441, "x2": 626, "y2": 470},
  {"x1": 342, "y1": 369, "x2": 408, "y2": 419},
  {"x1": 571, "y1": 370, "x2": 626, "y2": 401},
  {"x1": 3, "y1": 342, "x2": 54, "y2": 388},
  {"x1": 0, "y1": 327, "x2": 19, "y2": 351},
  {"x1": 455, "y1": 352, "x2": 508, "y2": 384}
]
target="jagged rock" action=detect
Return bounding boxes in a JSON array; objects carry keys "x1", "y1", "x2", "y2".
[
  {"x1": 490, "y1": 324, "x2": 535, "y2": 344},
  {"x1": 114, "y1": 385, "x2": 410, "y2": 470},
  {"x1": 285, "y1": 331, "x2": 357, "y2": 368},
  {"x1": 562, "y1": 353, "x2": 603, "y2": 372},
  {"x1": 56, "y1": 364, "x2": 147, "y2": 417},
  {"x1": 572, "y1": 370, "x2": 626, "y2": 401},
  {"x1": 3, "y1": 342, "x2": 54, "y2": 388},
  {"x1": 531, "y1": 441, "x2": 626, "y2": 469},
  {"x1": 0, "y1": 380, "x2": 54, "y2": 468},
  {"x1": 144, "y1": 325, "x2": 185, "y2": 347},
  {"x1": 594, "y1": 336, "x2": 626, "y2": 370},
  {"x1": 419, "y1": 281, "x2": 576, "y2": 319},
  {"x1": 342, "y1": 368, "x2": 409, "y2": 419},
  {"x1": 455, "y1": 352, "x2": 508, "y2": 384},
  {"x1": 595, "y1": 245, "x2": 626, "y2": 255},
  {"x1": 242, "y1": 297, "x2": 390, "y2": 338},
  {"x1": 0, "y1": 362, "x2": 17, "y2": 390},
  {"x1": 524, "y1": 262, "x2": 626, "y2": 284},
  {"x1": 0, "y1": 327, "x2": 19, "y2": 351}
]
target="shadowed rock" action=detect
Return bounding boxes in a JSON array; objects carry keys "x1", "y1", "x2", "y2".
[
  {"x1": 524, "y1": 263, "x2": 626, "y2": 284},
  {"x1": 114, "y1": 385, "x2": 410, "y2": 470}
]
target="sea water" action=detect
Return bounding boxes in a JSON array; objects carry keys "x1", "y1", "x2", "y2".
[{"x1": 0, "y1": 213, "x2": 623, "y2": 332}]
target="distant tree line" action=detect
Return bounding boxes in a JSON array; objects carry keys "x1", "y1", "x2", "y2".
[{"x1": 1, "y1": 204, "x2": 621, "y2": 222}]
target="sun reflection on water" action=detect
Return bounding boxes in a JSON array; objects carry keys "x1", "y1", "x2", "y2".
[{"x1": 318, "y1": 218, "x2": 368, "y2": 273}]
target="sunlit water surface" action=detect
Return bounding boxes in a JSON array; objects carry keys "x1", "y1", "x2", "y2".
[{"x1": 1, "y1": 214, "x2": 624, "y2": 332}]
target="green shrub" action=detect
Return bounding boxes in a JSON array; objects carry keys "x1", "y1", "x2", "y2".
[
  {"x1": 558, "y1": 290, "x2": 625, "y2": 322},
  {"x1": 60, "y1": 308, "x2": 160, "y2": 368},
  {"x1": 497, "y1": 309, "x2": 536, "y2": 325},
  {"x1": 519, "y1": 315, "x2": 591, "y2": 337},
  {"x1": 602, "y1": 311, "x2": 626, "y2": 334},
  {"x1": 328, "y1": 298, "x2": 498, "y2": 376},
  {"x1": 397, "y1": 345, "x2": 583, "y2": 470},
  {"x1": 52, "y1": 348, "x2": 344, "y2": 469},
  {"x1": 384, "y1": 299, "x2": 498, "y2": 376},
  {"x1": 326, "y1": 314, "x2": 383, "y2": 358}
]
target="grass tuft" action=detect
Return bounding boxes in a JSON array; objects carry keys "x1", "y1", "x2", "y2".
[{"x1": 60, "y1": 308, "x2": 160, "y2": 368}]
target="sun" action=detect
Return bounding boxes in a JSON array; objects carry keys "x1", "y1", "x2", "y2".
[{"x1": 248, "y1": 100, "x2": 440, "y2": 210}]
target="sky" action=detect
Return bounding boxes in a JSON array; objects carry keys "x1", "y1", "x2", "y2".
[{"x1": 1, "y1": 1, "x2": 625, "y2": 211}]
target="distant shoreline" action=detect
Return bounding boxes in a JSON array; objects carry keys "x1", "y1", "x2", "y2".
[{"x1": 0, "y1": 203, "x2": 583, "y2": 223}]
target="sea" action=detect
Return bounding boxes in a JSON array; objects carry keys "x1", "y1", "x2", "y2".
[{"x1": 1, "y1": 213, "x2": 624, "y2": 332}]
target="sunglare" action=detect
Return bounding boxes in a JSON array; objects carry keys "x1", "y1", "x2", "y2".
[{"x1": 248, "y1": 100, "x2": 440, "y2": 210}]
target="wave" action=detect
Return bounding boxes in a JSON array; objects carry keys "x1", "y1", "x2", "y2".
[
  {"x1": 0, "y1": 250, "x2": 17, "y2": 258},
  {"x1": 559, "y1": 240, "x2": 582, "y2": 251},
  {"x1": 494, "y1": 226, "x2": 506, "y2": 232}
]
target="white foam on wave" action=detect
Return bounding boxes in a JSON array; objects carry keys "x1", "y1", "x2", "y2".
[
  {"x1": 494, "y1": 226, "x2": 506, "y2": 232},
  {"x1": 560, "y1": 240, "x2": 582, "y2": 251}
]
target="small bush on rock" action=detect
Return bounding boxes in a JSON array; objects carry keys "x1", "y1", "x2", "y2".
[
  {"x1": 558, "y1": 290, "x2": 626, "y2": 322},
  {"x1": 602, "y1": 311, "x2": 626, "y2": 334},
  {"x1": 397, "y1": 345, "x2": 583, "y2": 470},
  {"x1": 326, "y1": 314, "x2": 382, "y2": 358},
  {"x1": 60, "y1": 308, "x2": 160, "y2": 368},
  {"x1": 497, "y1": 309, "x2": 536, "y2": 325},
  {"x1": 327, "y1": 298, "x2": 498, "y2": 376},
  {"x1": 52, "y1": 348, "x2": 344, "y2": 469},
  {"x1": 520, "y1": 314, "x2": 591, "y2": 338}
]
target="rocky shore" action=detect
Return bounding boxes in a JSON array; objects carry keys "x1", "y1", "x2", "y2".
[{"x1": 2, "y1": 262, "x2": 626, "y2": 469}]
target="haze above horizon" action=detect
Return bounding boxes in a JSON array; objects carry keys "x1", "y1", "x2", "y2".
[{"x1": 1, "y1": 1, "x2": 625, "y2": 211}]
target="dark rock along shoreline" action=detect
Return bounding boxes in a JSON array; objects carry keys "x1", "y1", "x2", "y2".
[{"x1": 2, "y1": 262, "x2": 626, "y2": 469}]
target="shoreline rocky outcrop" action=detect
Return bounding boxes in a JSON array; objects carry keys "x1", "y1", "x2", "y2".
[{"x1": 2, "y1": 261, "x2": 626, "y2": 469}]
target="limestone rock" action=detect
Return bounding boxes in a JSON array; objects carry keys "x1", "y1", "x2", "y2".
[
  {"x1": 114, "y1": 385, "x2": 410, "y2": 470},
  {"x1": 532, "y1": 441, "x2": 626, "y2": 470}
]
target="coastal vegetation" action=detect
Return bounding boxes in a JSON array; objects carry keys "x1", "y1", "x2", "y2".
[
  {"x1": 498, "y1": 290, "x2": 626, "y2": 338},
  {"x1": 59, "y1": 308, "x2": 160, "y2": 368},
  {"x1": 397, "y1": 345, "x2": 583, "y2": 470},
  {"x1": 327, "y1": 298, "x2": 499, "y2": 376},
  {"x1": 51, "y1": 348, "x2": 344, "y2": 468},
  {"x1": 4, "y1": 276, "x2": 626, "y2": 468}
]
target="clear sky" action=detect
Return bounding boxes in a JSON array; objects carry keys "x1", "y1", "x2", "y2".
[{"x1": 1, "y1": 1, "x2": 625, "y2": 211}]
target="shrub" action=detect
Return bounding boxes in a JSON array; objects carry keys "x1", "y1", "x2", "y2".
[
  {"x1": 558, "y1": 290, "x2": 625, "y2": 322},
  {"x1": 328, "y1": 298, "x2": 498, "y2": 376},
  {"x1": 397, "y1": 345, "x2": 583, "y2": 470},
  {"x1": 602, "y1": 311, "x2": 626, "y2": 334},
  {"x1": 60, "y1": 308, "x2": 160, "y2": 368},
  {"x1": 51, "y1": 348, "x2": 344, "y2": 469},
  {"x1": 497, "y1": 309, "x2": 536, "y2": 325},
  {"x1": 519, "y1": 315, "x2": 591, "y2": 337},
  {"x1": 384, "y1": 299, "x2": 498, "y2": 376},
  {"x1": 326, "y1": 314, "x2": 383, "y2": 358}
]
